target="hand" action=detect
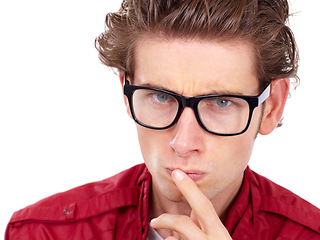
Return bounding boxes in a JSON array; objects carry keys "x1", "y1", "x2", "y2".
[{"x1": 150, "y1": 169, "x2": 232, "y2": 240}]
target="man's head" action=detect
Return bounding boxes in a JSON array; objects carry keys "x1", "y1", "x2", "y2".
[{"x1": 96, "y1": 0, "x2": 297, "y2": 205}]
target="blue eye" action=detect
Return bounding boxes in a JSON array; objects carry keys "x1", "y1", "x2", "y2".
[
  {"x1": 154, "y1": 93, "x2": 169, "y2": 103},
  {"x1": 216, "y1": 99, "x2": 231, "y2": 107}
]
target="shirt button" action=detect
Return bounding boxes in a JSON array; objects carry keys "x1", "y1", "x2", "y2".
[{"x1": 62, "y1": 208, "x2": 70, "y2": 216}]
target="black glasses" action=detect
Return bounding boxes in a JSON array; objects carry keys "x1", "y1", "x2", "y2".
[{"x1": 124, "y1": 77, "x2": 271, "y2": 136}]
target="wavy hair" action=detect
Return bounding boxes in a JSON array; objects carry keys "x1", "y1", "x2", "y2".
[{"x1": 96, "y1": 0, "x2": 299, "y2": 91}]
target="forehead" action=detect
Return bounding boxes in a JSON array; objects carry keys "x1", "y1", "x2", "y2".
[{"x1": 133, "y1": 37, "x2": 259, "y2": 96}]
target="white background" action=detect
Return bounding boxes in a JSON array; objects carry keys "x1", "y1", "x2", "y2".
[{"x1": 0, "y1": 0, "x2": 319, "y2": 236}]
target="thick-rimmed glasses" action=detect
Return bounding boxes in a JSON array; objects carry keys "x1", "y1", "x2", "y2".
[{"x1": 123, "y1": 78, "x2": 271, "y2": 136}]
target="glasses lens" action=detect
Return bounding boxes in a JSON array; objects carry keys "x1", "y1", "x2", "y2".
[
  {"x1": 198, "y1": 97, "x2": 250, "y2": 134},
  {"x1": 132, "y1": 89, "x2": 179, "y2": 128}
]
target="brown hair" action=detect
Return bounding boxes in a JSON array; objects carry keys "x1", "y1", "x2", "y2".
[{"x1": 95, "y1": 0, "x2": 299, "y2": 90}]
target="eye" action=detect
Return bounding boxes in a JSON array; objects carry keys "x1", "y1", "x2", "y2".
[
  {"x1": 216, "y1": 99, "x2": 231, "y2": 108},
  {"x1": 153, "y1": 93, "x2": 170, "y2": 103}
]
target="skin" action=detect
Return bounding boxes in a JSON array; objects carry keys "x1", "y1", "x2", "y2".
[{"x1": 120, "y1": 37, "x2": 289, "y2": 239}]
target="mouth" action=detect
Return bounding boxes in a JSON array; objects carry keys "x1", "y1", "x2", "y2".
[{"x1": 166, "y1": 168, "x2": 206, "y2": 182}]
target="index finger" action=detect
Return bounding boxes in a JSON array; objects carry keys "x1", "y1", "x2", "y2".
[{"x1": 172, "y1": 169, "x2": 230, "y2": 237}]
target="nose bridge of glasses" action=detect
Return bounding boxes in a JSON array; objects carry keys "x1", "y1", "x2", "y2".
[
  {"x1": 180, "y1": 95, "x2": 196, "y2": 109},
  {"x1": 176, "y1": 96, "x2": 201, "y2": 129},
  {"x1": 177, "y1": 96, "x2": 200, "y2": 122}
]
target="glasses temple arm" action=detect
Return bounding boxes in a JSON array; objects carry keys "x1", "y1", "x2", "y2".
[{"x1": 258, "y1": 83, "x2": 271, "y2": 105}]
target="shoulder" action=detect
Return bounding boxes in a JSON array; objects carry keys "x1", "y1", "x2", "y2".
[
  {"x1": 6, "y1": 164, "x2": 151, "y2": 240},
  {"x1": 248, "y1": 168, "x2": 320, "y2": 238}
]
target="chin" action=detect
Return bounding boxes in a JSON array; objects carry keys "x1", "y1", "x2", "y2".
[
  {"x1": 153, "y1": 176, "x2": 184, "y2": 202},
  {"x1": 163, "y1": 188, "x2": 187, "y2": 203}
]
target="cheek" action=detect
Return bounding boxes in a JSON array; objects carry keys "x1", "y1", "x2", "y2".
[
  {"x1": 136, "y1": 126, "x2": 170, "y2": 167},
  {"x1": 210, "y1": 108, "x2": 263, "y2": 174},
  {"x1": 136, "y1": 126, "x2": 183, "y2": 199},
  {"x1": 208, "y1": 133, "x2": 254, "y2": 177},
  {"x1": 224, "y1": 106, "x2": 264, "y2": 164},
  {"x1": 200, "y1": 125, "x2": 258, "y2": 199}
]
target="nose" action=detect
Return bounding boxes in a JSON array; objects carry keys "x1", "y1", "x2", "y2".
[{"x1": 169, "y1": 107, "x2": 205, "y2": 158}]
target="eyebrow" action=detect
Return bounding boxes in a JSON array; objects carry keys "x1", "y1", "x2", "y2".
[{"x1": 137, "y1": 83, "x2": 245, "y2": 96}]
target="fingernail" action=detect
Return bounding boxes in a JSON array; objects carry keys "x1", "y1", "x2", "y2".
[
  {"x1": 150, "y1": 218, "x2": 157, "y2": 225},
  {"x1": 173, "y1": 170, "x2": 184, "y2": 181}
]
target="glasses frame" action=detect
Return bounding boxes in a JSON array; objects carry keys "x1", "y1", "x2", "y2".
[{"x1": 123, "y1": 76, "x2": 271, "y2": 136}]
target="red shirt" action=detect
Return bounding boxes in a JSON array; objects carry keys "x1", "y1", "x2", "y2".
[{"x1": 6, "y1": 164, "x2": 320, "y2": 239}]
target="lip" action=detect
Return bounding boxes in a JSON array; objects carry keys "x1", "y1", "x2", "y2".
[{"x1": 166, "y1": 168, "x2": 206, "y2": 182}]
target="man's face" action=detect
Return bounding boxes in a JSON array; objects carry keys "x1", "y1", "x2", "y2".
[{"x1": 130, "y1": 37, "x2": 264, "y2": 203}]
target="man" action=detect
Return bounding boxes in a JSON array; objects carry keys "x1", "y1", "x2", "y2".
[{"x1": 6, "y1": 0, "x2": 320, "y2": 239}]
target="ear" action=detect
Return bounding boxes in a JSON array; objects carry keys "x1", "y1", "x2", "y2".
[
  {"x1": 119, "y1": 72, "x2": 133, "y2": 119},
  {"x1": 259, "y1": 78, "x2": 290, "y2": 135}
]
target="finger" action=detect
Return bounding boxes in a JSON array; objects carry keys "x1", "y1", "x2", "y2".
[
  {"x1": 150, "y1": 213, "x2": 207, "y2": 240},
  {"x1": 172, "y1": 169, "x2": 217, "y2": 232},
  {"x1": 172, "y1": 169, "x2": 230, "y2": 237},
  {"x1": 190, "y1": 210, "x2": 201, "y2": 228}
]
